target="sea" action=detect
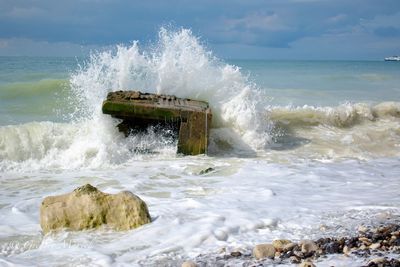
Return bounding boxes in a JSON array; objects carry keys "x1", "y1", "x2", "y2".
[{"x1": 0, "y1": 29, "x2": 400, "y2": 266}]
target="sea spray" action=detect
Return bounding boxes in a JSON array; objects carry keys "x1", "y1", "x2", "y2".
[
  {"x1": 1, "y1": 29, "x2": 400, "y2": 170},
  {"x1": 70, "y1": 27, "x2": 272, "y2": 150},
  {"x1": 0, "y1": 28, "x2": 272, "y2": 170}
]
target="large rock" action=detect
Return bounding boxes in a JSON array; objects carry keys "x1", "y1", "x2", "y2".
[{"x1": 40, "y1": 184, "x2": 151, "y2": 233}]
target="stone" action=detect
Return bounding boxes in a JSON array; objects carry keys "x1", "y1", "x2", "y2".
[
  {"x1": 323, "y1": 241, "x2": 341, "y2": 254},
  {"x1": 343, "y1": 245, "x2": 350, "y2": 255},
  {"x1": 272, "y1": 239, "x2": 292, "y2": 252},
  {"x1": 358, "y1": 225, "x2": 368, "y2": 233},
  {"x1": 283, "y1": 242, "x2": 297, "y2": 252},
  {"x1": 345, "y1": 237, "x2": 359, "y2": 248},
  {"x1": 300, "y1": 240, "x2": 319, "y2": 254},
  {"x1": 102, "y1": 91, "x2": 212, "y2": 155},
  {"x1": 367, "y1": 257, "x2": 385, "y2": 266},
  {"x1": 230, "y1": 251, "x2": 242, "y2": 257},
  {"x1": 40, "y1": 184, "x2": 151, "y2": 234},
  {"x1": 298, "y1": 261, "x2": 316, "y2": 267},
  {"x1": 293, "y1": 250, "x2": 304, "y2": 258},
  {"x1": 290, "y1": 256, "x2": 301, "y2": 264},
  {"x1": 359, "y1": 237, "x2": 371, "y2": 245},
  {"x1": 392, "y1": 231, "x2": 400, "y2": 237},
  {"x1": 392, "y1": 238, "x2": 400, "y2": 246},
  {"x1": 199, "y1": 167, "x2": 215, "y2": 175},
  {"x1": 181, "y1": 261, "x2": 197, "y2": 267},
  {"x1": 253, "y1": 244, "x2": 276, "y2": 259},
  {"x1": 369, "y1": 243, "x2": 381, "y2": 250}
]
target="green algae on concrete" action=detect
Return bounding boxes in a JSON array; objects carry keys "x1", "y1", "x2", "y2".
[{"x1": 102, "y1": 91, "x2": 212, "y2": 155}]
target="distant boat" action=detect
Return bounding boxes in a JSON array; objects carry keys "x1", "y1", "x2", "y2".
[{"x1": 384, "y1": 56, "x2": 400, "y2": 61}]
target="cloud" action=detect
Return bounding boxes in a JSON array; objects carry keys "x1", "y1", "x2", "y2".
[{"x1": 0, "y1": 0, "x2": 399, "y2": 58}]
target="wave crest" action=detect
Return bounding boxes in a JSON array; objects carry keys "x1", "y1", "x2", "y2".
[
  {"x1": 70, "y1": 27, "x2": 271, "y2": 149},
  {"x1": 269, "y1": 101, "x2": 400, "y2": 128}
]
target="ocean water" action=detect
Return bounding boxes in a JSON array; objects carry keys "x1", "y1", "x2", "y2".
[{"x1": 0, "y1": 29, "x2": 400, "y2": 266}]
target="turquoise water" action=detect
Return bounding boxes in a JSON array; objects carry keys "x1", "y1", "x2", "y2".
[
  {"x1": 231, "y1": 60, "x2": 400, "y2": 105},
  {"x1": 1, "y1": 54, "x2": 399, "y2": 158},
  {"x1": 0, "y1": 57, "x2": 82, "y2": 125},
  {"x1": 1, "y1": 57, "x2": 399, "y2": 126}
]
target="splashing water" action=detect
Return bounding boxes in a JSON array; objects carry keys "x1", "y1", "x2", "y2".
[
  {"x1": 0, "y1": 28, "x2": 272, "y2": 171},
  {"x1": 70, "y1": 28, "x2": 271, "y2": 146},
  {"x1": 2, "y1": 28, "x2": 399, "y2": 171}
]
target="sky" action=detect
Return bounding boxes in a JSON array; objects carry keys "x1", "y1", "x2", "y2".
[{"x1": 0, "y1": 0, "x2": 399, "y2": 59}]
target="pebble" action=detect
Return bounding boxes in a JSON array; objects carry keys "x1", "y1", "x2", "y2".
[
  {"x1": 343, "y1": 245, "x2": 350, "y2": 255},
  {"x1": 247, "y1": 224, "x2": 400, "y2": 266},
  {"x1": 294, "y1": 250, "x2": 304, "y2": 258},
  {"x1": 272, "y1": 239, "x2": 292, "y2": 252},
  {"x1": 298, "y1": 261, "x2": 316, "y2": 267},
  {"x1": 323, "y1": 241, "x2": 341, "y2": 254},
  {"x1": 369, "y1": 243, "x2": 381, "y2": 250},
  {"x1": 359, "y1": 237, "x2": 371, "y2": 245},
  {"x1": 290, "y1": 256, "x2": 301, "y2": 264},
  {"x1": 358, "y1": 225, "x2": 368, "y2": 233},
  {"x1": 365, "y1": 257, "x2": 400, "y2": 267},
  {"x1": 199, "y1": 167, "x2": 215, "y2": 175},
  {"x1": 230, "y1": 251, "x2": 242, "y2": 257},
  {"x1": 283, "y1": 242, "x2": 297, "y2": 252},
  {"x1": 300, "y1": 240, "x2": 318, "y2": 254},
  {"x1": 181, "y1": 261, "x2": 197, "y2": 267},
  {"x1": 253, "y1": 244, "x2": 276, "y2": 259},
  {"x1": 367, "y1": 257, "x2": 385, "y2": 265}
]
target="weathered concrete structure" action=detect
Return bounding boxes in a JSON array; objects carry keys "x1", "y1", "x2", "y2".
[{"x1": 102, "y1": 91, "x2": 212, "y2": 155}]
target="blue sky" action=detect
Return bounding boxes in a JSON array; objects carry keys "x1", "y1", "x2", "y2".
[{"x1": 0, "y1": 0, "x2": 399, "y2": 59}]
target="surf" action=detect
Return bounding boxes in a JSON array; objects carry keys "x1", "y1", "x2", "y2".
[{"x1": 1, "y1": 28, "x2": 400, "y2": 170}]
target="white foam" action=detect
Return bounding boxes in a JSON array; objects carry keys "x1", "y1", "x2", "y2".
[
  {"x1": 0, "y1": 28, "x2": 274, "y2": 170},
  {"x1": 1, "y1": 157, "x2": 399, "y2": 266},
  {"x1": 70, "y1": 27, "x2": 271, "y2": 148}
]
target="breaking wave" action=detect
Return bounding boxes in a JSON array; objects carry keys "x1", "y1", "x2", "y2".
[
  {"x1": 1, "y1": 28, "x2": 399, "y2": 170},
  {"x1": 0, "y1": 79, "x2": 68, "y2": 99},
  {"x1": 70, "y1": 28, "x2": 270, "y2": 142},
  {"x1": 0, "y1": 28, "x2": 271, "y2": 170},
  {"x1": 269, "y1": 101, "x2": 400, "y2": 128}
]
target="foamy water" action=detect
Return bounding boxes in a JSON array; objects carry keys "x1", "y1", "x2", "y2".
[{"x1": 0, "y1": 28, "x2": 400, "y2": 266}]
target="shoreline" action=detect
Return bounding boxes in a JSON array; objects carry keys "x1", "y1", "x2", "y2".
[{"x1": 183, "y1": 222, "x2": 400, "y2": 267}]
